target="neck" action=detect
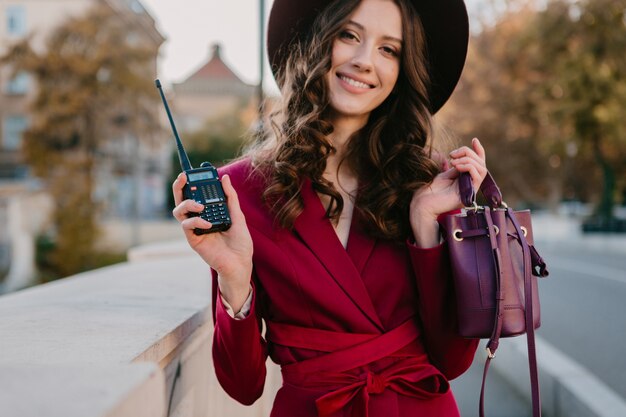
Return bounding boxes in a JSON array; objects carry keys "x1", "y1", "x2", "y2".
[
  {"x1": 324, "y1": 116, "x2": 366, "y2": 187},
  {"x1": 327, "y1": 114, "x2": 368, "y2": 162}
]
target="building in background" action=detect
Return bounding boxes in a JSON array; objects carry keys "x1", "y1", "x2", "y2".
[
  {"x1": 0, "y1": 0, "x2": 166, "y2": 291},
  {"x1": 172, "y1": 43, "x2": 257, "y2": 133}
]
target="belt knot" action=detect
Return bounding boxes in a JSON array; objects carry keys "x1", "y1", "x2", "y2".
[{"x1": 366, "y1": 371, "x2": 386, "y2": 394}]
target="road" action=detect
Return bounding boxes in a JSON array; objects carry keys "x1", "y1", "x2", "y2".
[
  {"x1": 452, "y1": 346, "x2": 531, "y2": 417},
  {"x1": 536, "y1": 244, "x2": 626, "y2": 399}
]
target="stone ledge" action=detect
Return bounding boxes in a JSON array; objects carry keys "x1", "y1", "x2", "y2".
[
  {"x1": 0, "y1": 363, "x2": 165, "y2": 417},
  {"x1": 0, "y1": 255, "x2": 211, "y2": 365},
  {"x1": 127, "y1": 239, "x2": 195, "y2": 262},
  {"x1": 0, "y1": 251, "x2": 213, "y2": 417}
]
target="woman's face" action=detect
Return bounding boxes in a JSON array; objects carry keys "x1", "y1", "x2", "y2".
[{"x1": 325, "y1": 0, "x2": 402, "y2": 126}]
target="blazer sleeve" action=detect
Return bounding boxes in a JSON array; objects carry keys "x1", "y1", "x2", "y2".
[
  {"x1": 407, "y1": 241, "x2": 479, "y2": 380},
  {"x1": 211, "y1": 268, "x2": 268, "y2": 405}
]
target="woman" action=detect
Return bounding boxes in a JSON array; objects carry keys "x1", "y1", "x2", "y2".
[{"x1": 172, "y1": 0, "x2": 486, "y2": 415}]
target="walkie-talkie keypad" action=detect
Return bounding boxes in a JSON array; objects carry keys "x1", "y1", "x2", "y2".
[
  {"x1": 183, "y1": 166, "x2": 232, "y2": 234},
  {"x1": 192, "y1": 183, "x2": 230, "y2": 226},
  {"x1": 200, "y1": 202, "x2": 230, "y2": 223}
]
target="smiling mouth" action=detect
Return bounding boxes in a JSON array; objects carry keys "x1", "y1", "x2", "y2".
[{"x1": 338, "y1": 74, "x2": 374, "y2": 89}]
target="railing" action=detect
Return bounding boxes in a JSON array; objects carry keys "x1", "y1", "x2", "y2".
[{"x1": 0, "y1": 240, "x2": 280, "y2": 417}]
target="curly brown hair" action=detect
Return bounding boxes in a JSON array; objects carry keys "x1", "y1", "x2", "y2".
[{"x1": 247, "y1": 0, "x2": 441, "y2": 240}]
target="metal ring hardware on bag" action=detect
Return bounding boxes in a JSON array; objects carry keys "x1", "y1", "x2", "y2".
[{"x1": 463, "y1": 201, "x2": 481, "y2": 212}]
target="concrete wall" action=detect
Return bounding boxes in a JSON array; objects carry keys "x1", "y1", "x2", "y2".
[{"x1": 0, "y1": 240, "x2": 281, "y2": 417}]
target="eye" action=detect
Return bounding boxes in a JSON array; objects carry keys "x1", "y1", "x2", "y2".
[
  {"x1": 380, "y1": 45, "x2": 400, "y2": 58},
  {"x1": 338, "y1": 30, "x2": 359, "y2": 42}
]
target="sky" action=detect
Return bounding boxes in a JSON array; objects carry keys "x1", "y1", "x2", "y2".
[
  {"x1": 140, "y1": 0, "x2": 486, "y2": 93},
  {"x1": 140, "y1": 0, "x2": 275, "y2": 91}
]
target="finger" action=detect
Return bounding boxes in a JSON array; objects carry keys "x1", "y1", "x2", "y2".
[
  {"x1": 172, "y1": 199, "x2": 205, "y2": 222},
  {"x1": 221, "y1": 175, "x2": 246, "y2": 224},
  {"x1": 449, "y1": 156, "x2": 479, "y2": 167},
  {"x1": 450, "y1": 158, "x2": 488, "y2": 179},
  {"x1": 450, "y1": 138, "x2": 485, "y2": 161},
  {"x1": 455, "y1": 164, "x2": 481, "y2": 188},
  {"x1": 450, "y1": 151, "x2": 485, "y2": 170},
  {"x1": 472, "y1": 137, "x2": 486, "y2": 162},
  {"x1": 172, "y1": 172, "x2": 187, "y2": 207},
  {"x1": 180, "y1": 216, "x2": 212, "y2": 232}
]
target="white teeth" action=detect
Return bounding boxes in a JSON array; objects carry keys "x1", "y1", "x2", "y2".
[{"x1": 339, "y1": 75, "x2": 370, "y2": 89}]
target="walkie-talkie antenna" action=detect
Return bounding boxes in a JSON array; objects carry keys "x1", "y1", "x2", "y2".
[{"x1": 155, "y1": 79, "x2": 192, "y2": 171}]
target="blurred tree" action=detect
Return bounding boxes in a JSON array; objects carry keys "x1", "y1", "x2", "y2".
[
  {"x1": 1, "y1": 5, "x2": 159, "y2": 277},
  {"x1": 528, "y1": 0, "x2": 626, "y2": 221},
  {"x1": 440, "y1": 4, "x2": 556, "y2": 208},
  {"x1": 442, "y1": 0, "x2": 626, "y2": 217}
]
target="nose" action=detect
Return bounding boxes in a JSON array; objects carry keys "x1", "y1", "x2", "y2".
[{"x1": 351, "y1": 43, "x2": 374, "y2": 72}]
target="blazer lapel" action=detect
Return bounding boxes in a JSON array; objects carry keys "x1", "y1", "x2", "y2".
[
  {"x1": 294, "y1": 179, "x2": 384, "y2": 331},
  {"x1": 346, "y1": 210, "x2": 377, "y2": 276}
]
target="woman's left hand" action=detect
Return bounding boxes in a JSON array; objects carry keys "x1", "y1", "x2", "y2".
[{"x1": 409, "y1": 137, "x2": 487, "y2": 247}]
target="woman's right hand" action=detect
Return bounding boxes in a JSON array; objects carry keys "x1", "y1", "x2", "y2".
[{"x1": 172, "y1": 172, "x2": 253, "y2": 310}]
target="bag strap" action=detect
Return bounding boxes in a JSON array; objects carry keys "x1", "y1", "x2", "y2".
[
  {"x1": 479, "y1": 207, "x2": 506, "y2": 417},
  {"x1": 508, "y1": 208, "x2": 542, "y2": 417},
  {"x1": 459, "y1": 171, "x2": 503, "y2": 208},
  {"x1": 478, "y1": 208, "x2": 542, "y2": 417}
]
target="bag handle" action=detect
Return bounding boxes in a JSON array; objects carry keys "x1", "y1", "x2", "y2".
[{"x1": 459, "y1": 171, "x2": 503, "y2": 208}]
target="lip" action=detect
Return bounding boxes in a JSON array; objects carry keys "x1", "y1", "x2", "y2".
[{"x1": 336, "y1": 72, "x2": 376, "y2": 93}]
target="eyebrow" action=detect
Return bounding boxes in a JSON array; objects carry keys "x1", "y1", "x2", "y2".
[{"x1": 346, "y1": 20, "x2": 403, "y2": 45}]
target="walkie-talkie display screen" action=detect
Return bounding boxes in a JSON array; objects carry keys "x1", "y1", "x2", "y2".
[{"x1": 188, "y1": 171, "x2": 215, "y2": 181}]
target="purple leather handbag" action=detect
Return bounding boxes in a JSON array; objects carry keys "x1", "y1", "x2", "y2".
[{"x1": 439, "y1": 172, "x2": 549, "y2": 417}]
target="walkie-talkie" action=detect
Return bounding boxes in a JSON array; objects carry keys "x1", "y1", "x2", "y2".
[{"x1": 155, "y1": 79, "x2": 232, "y2": 235}]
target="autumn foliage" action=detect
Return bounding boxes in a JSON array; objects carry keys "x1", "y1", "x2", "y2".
[{"x1": 441, "y1": 0, "x2": 626, "y2": 220}]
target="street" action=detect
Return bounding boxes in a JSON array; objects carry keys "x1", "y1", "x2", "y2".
[
  {"x1": 451, "y1": 345, "x2": 531, "y2": 417},
  {"x1": 535, "y1": 244, "x2": 626, "y2": 399}
]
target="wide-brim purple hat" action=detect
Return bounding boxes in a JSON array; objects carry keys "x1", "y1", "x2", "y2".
[{"x1": 267, "y1": 0, "x2": 469, "y2": 114}]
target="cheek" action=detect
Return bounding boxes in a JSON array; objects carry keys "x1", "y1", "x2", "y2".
[
  {"x1": 330, "y1": 41, "x2": 349, "y2": 68},
  {"x1": 381, "y1": 65, "x2": 400, "y2": 90}
]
